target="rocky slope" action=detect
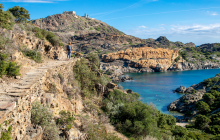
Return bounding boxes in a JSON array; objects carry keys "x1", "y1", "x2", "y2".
[
  {"x1": 168, "y1": 74, "x2": 220, "y2": 115},
  {"x1": 102, "y1": 47, "x2": 179, "y2": 72}
]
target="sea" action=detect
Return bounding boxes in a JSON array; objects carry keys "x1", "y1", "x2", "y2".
[{"x1": 118, "y1": 69, "x2": 220, "y2": 116}]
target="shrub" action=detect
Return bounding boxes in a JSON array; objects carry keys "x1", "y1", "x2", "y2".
[
  {"x1": 56, "y1": 111, "x2": 75, "y2": 130},
  {"x1": 0, "y1": 52, "x2": 20, "y2": 77},
  {"x1": 0, "y1": 4, "x2": 14, "y2": 30},
  {"x1": 0, "y1": 34, "x2": 13, "y2": 50},
  {"x1": 0, "y1": 126, "x2": 12, "y2": 140},
  {"x1": 195, "y1": 101, "x2": 211, "y2": 113},
  {"x1": 171, "y1": 125, "x2": 188, "y2": 138},
  {"x1": 6, "y1": 61, "x2": 21, "y2": 77},
  {"x1": 203, "y1": 93, "x2": 215, "y2": 105},
  {"x1": 58, "y1": 73, "x2": 64, "y2": 84},
  {"x1": 22, "y1": 49, "x2": 42, "y2": 63},
  {"x1": 207, "y1": 125, "x2": 220, "y2": 135},
  {"x1": 90, "y1": 27, "x2": 94, "y2": 30},
  {"x1": 0, "y1": 60, "x2": 8, "y2": 77},
  {"x1": 195, "y1": 115, "x2": 211, "y2": 129},
  {"x1": 46, "y1": 32, "x2": 59, "y2": 46},
  {"x1": 49, "y1": 83, "x2": 57, "y2": 94},
  {"x1": 174, "y1": 56, "x2": 180, "y2": 62},
  {"x1": 102, "y1": 89, "x2": 162, "y2": 138},
  {"x1": 32, "y1": 27, "x2": 63, "y2": 46},
  {"x1": 31, "y1": 102, "x2": 60, "y2": 140},
  {"x1": 42, "y1": 122, "x2": 60, "y2": 140},
  {"x1": 31, "y1": 102, "x2": 53, "y2": 127}
]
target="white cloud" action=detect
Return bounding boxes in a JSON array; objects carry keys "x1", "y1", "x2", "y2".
[
  {"x1": 123, "y1": 23, "x2": 220, "y2": 45},
  {"x1": 138, "y1": 26, "x2": 147, "y2": 28},
  {"x1": 1, "y1": 0, "x2": 67, "y2": 3},
  {"x1": 207, "y1": 11, "x2": 218, "y2": 16}
]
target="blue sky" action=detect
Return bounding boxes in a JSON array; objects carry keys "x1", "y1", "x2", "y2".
[{"x1": 1, "y1": 0, "x2": 220, "y2": 45}]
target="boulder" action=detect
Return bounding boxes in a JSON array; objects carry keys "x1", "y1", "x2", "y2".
[
  {"x1": 126, "y1": 89, "x2": 133, "y2": 94},
  {"x1": 23, "y1": 125, "x2": 43, "y2": 140},
  {"x1": 64, "y1": 127, "x2": 87, "y2": 140},
  {"x1": 175, "y1": 86, "x2": 187, "y2": 93},
  {"x1": 106, "y1": 82, "x2": 118, "y2": 89},
  {"x1": 185, "y1": 87, "x2": 194, "y2": 93}
]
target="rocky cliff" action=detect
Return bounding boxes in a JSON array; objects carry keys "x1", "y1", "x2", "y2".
[{"x1": 101, "y1": 47, "x2": 180, "y2": 72}]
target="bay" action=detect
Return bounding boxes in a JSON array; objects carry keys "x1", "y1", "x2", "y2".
[{"x1": 119, "y1": 69, "x2": 220, "y2": 116}]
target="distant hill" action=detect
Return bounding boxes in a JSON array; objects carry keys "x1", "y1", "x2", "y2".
[{"x1": 32, "y1": 11, "x2": 123, "y2": 35}]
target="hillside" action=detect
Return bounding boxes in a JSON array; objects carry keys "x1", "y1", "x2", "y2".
[
  {"x1": 32, "y1": 12, "x2": 220, "y2": 79},
  {"x1": 1, "y1": 4, "x2": 220, "y2": 139},
  {"x1": 168, "y1": 74, "x2": 220, "y2": 137}
]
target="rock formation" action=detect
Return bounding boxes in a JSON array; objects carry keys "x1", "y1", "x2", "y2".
[{"x1": 102, "y1": 47, "x2": 179, "y2": 72}]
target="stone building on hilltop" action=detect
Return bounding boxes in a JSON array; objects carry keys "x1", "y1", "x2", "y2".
[
  {"x1": 63, "y1": 11, "x2": 76, "y2": 15},
  {"x1": 63, "y1": 11, "x2": 78, "y2": 18}
]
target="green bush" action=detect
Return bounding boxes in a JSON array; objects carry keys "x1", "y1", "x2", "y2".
[
  {"x1": 174, "y1": 56, "x2": 180, "y2": 62},
  {"x1": 22, "y1": 49, "x2": 42, "y2": 63},
  {"x1": 195, "y1": 115, "x2": 211, "y2": 129},
  {"x1": 56, "y1": 110, "x2": 75, "y2": 130},
  {"x1": 0, "y1": 52, "x2": 20, "y2": 77},
  {"x1": 6, "y1": 61, "x2": 21, "y2": 77},
  {"x1": 171, "y1": 125, "x2": 188, "y2": 138},
  {"x1": 32, "y1": 27, "x2": 63, "y2": 46},
  {"x1": 0, "y1": 4, "x2": 14, "y2": 30},
  {"x1": 195, "y1": 101, "x2": 211, "y2": 113},
  {"x1": 0, "y1": 126, "x2": 12, "y2": 140},
  {"x1": 73, "y1": 56, "x2": 110, "y2": 98},
  {"x1": 207, "y1": 125, "x2": 220, "y2": 135},
  {"x1": 203, "y1": 93, "x2": 215, "y2": 105},
  {"x1": 31, "y1": 102, "x2": 60, "y2": 140},
  {"x1": 102, "y1": 89, "x2": 165, "y2": 138}
]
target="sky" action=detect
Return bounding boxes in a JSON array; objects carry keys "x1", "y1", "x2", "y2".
[{"x1": 1, "y1": 0, "x2": 220, "y2": 45}]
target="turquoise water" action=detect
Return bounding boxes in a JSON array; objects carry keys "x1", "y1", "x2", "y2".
[{"x1": 119, "y1": 69, "x2": 220, "y2": 116}]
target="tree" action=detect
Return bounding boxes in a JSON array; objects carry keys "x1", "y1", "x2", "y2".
[
  {"x1": 195, "y1": 101, "x2": 211, "y2": 113},
  {"x1": 0, "y1": 4, "x2": 14, "y2": 29},
  {"x1": 9, "y1": 6, "x2": 30, "y2": 23},
  {"x1": 195, "y1": 115, "x2": 211, "y2": 129},
  {"x1": 171, "y1": 125, "x2": 188, "y2": 138},
  {"x1": 203, "y1": 93, "x2": 215, "y2": 105}
]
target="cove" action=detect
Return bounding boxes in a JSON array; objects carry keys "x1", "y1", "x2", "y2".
[{"x1": 119, "y1": 69, "x2": 220, "y2": 116}]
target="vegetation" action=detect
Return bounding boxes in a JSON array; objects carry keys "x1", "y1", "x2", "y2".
[
  {"x1": 73, "y1": 53, "x2": 110, "y2": 98},
  {"x1": 56, "y1": 111, "x2": 75, "y2": 130},
  {"x1": 22, "y1": 49, "x2": 42, "y2": 63},
  {"x1": 0, "y1": 126, "x2": 12, "y2": 140},
  {"x1": 31, "y1": 27, "x2": 62, "y2": 46},
  {"x1": 31, "y1": 102, "x2": 60, "y2": 140},
  {"x1": 58, "y1": 73, "x2": 64, "y2": 84},
  {"x1": 8, "y1": 6, "x2": 30, "y2": 23},
  {"x1": 102, "y1": 89, "x2": 177, "y2": 139},
  {"x1": 0, "y1": 4, "x2": 14, "y2": 30},
  {"x1": 178, "y1": 75, "x2": 220, "y2": 138},
  {"x1": 0, "y1": 52, "x2": 20, "y2": 77}
]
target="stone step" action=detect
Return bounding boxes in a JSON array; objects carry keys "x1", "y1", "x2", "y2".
[
  {"x1": 6, "y1": 89, "x2": 26, "y2": 93},
  {"x1": 12, "y1": 85, "x2": 31, "y2": 89},
  {"x1": 0, "y1": 101, "x2": 16, "y2": 111},
  {"x1": 8, "y1": 93, "x2": 27, "y2": 97}
]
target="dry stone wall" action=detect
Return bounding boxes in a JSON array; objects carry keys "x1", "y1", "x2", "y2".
[{"x1": 0, "y1": 59, "x2": 84, "y2": 140}]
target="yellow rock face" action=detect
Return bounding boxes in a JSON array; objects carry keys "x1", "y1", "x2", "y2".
[{"x1": 102, "y1": 47, "x2": 179, "y2": 70}]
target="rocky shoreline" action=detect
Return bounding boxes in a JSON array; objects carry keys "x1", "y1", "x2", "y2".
[{"x1": 102, "y1": 60, "x2": 220, "y2": 83}]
